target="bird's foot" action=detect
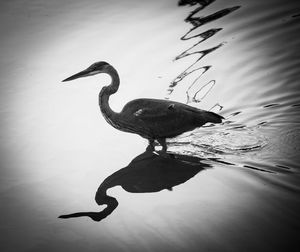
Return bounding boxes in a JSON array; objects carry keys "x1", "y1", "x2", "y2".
[
  {"x1": 157, "y1": 138, "x2": 167, "y2": 153},
  {"x1": 146, "y1": 139, "x2": 155, "y2": 152},
  {"x1": 146, "y1": 144, "x2": 155, "y2": 152}
]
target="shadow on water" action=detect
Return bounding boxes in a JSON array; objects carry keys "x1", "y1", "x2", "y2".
[
  {"x1": 167, "y1": 0, "x2": 240, "y2": 104},
  {"x1": 59, "y1": 151, "x2": 210, "y2": 222}
]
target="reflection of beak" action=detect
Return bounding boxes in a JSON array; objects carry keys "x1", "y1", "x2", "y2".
[{"x1": 62, "y1": 68, "x2": 91, "y2": 82}]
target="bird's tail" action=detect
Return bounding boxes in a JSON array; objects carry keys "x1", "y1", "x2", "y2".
[{"x1": 204, "y1": 111, "x2": 224, "y2": 124}]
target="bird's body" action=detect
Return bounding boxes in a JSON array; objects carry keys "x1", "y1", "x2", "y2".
[
  {"x1": 107, "y1": 98, "x2": 222, "y2": 139},
  {"x1": 63, "y1": 61, "x2": 224, "y2": 151}
]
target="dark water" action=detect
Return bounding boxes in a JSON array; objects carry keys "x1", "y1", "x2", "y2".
[{"x1": 1, "y1": 0, "x2": 300, "y2": 251}]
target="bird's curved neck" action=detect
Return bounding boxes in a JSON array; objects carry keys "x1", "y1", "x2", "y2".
[{"x1": 99, "y1": 66, "x2": 120, "y2": 123}]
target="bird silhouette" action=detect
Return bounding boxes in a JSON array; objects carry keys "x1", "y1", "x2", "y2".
[
  {"x1": 58, "y1": 150, "x2": 210, "y2": 222},
  {"x1": 62, "y1": 61, "x2": 224, "y2": 151}
]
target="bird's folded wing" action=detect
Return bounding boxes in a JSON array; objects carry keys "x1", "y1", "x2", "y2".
[{"x1": 133, "y1": 104, "x2": 176, "y2": 120}]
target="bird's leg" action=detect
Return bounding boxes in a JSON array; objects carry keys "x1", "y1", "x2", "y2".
[
  {"x1": 146, "y1": 139, "x2": 155, "y2": 152},
  {"x1": 157, "y1": 138, "x2": 167, "y2": 152}
]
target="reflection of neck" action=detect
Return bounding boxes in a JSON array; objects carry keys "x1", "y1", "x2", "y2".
[
  {"x1": 58, "y1": 186, "x2": 118, "y2": 222},
  {"x1": 95, "y1": 187, "x2": 117, "y2": 206},
  {"x1": 87, "y1": 187, "x2": 118, "y2": 221}
]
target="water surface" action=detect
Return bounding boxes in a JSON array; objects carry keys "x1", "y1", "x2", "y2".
[{"x1": 0, "y1": 0, "x2": 300, "y2": 251}]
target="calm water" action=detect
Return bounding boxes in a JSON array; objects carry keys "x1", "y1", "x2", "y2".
[{"x1": 1, "y1": 0, "x2": 300, "y2": 251}]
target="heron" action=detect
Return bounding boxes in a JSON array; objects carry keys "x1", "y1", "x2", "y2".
[{"x1": 62, "y1": 61, "x2": 224, "y2": 151}]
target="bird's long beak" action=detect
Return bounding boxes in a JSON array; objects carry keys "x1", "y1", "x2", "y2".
[{"x1": 62, "y1": 68, "x2": 91, "y2": 82}]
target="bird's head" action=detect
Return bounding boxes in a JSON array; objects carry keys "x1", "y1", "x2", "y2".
[{"x1": 62, "y1": 61, "x2": 110, "y2": 82}]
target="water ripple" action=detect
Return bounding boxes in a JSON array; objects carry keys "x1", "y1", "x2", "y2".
[
  {"x1": 168, "y1": 124, "x2": 267, "y2": 157},
  {"x1": 166, "y1": 1, "x2": 240, "y2": 103}
]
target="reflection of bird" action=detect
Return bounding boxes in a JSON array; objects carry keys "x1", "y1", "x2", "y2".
[
  {"x1": 63, "y1": 61, "x2": 224, "y2": 151},
  {"x1": 59, "y1": 150, "x2": 210, "y2": 222}
]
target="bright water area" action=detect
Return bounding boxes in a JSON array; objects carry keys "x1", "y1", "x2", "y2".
[{"x1": 0, "y1": 0, "x2": 299, "y2": 251}]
